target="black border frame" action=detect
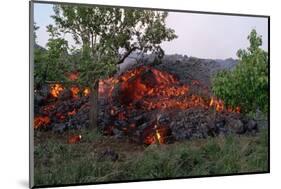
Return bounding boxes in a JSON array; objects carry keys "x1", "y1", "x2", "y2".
[{"x1": 29, "y1": 0, "x2": 270, "y2": 188}]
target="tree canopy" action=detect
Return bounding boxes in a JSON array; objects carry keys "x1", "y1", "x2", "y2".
[
  {"x1": 35, "y1": 5, "x2": 178, "y2": 129},
  {"x1": 51, "y1": 5, "x2": 177, "y2": 85},
  {"x1": 34, "y1": 24, "x2": 69, "y2": 86},
  {"x1": 212, "y1": 29, "x2": 268, "y2": 115}
]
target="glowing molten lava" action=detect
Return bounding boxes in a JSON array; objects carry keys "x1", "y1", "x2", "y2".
[
  {"x1": 67, "y1": 134, "x2": 82, "y2": 144},
  {"x1": 35, "y1": 65, "x2": 241, "y2": 146},
  {"x1": 67, "y1": 109, "x2": 77, "y2": 116},
  {"x1": 98, "y1": 78, "x2": 119, "y2": 98},
  {"x1": 117, "y1": 66, "x2": 189, "y2": 104},
  {"x1": 70, "y1": 86, "x2": 80, "y2": 98},
  {"x1": 50, "y1": 84, "x2": 64, "y2": 98},
  {"x1": 34, "y1": 116, "x2": 50, "y2": 129},
  {"x1": 155, "y1": 125, "x2": 164, "y2": 144},
  {"x1": 114, "y1": 66, "x2": 240, "y2": 113},
  {"x1": 83, "y1": 87, "x2": 90, "y2": 96},
  {"x1": 209, "y1": 97, "x2": 240, "y2": 113}
]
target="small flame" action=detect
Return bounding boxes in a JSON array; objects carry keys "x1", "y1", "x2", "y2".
[
  {"x1": 209, "y1": 97, "x2": 240, "y2": 113},
  {"x1": 155, "y1": 129, "x2": 161, "y2": 143},
  {"x1": 144, "y1": 126, "x2": 165, "y2": 145},
  {"x1": 209, "y1": 97, "x2": 214, "y2": 106}
]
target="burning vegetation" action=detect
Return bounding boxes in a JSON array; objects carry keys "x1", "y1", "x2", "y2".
[{"x1": 33, "y1": 65, "x2": 255, "y2": 145}]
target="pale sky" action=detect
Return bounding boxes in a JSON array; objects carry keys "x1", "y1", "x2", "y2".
[{"x1": 34, "y1": 2, "x2": 268, "y2": 59}]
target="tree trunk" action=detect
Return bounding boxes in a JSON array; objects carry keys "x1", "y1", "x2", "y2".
[{"x1": 89, "y1": 81, "x2": 99, "y2": 129}]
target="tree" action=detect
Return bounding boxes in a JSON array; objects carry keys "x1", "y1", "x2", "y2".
[
  {"x1": 33, "y1": 23, "x2": 39, "y2": 42},
  {"x1": 45, "y1": 25, "x2": 70, "y2": 82},
  {"x1": 212, "y1": 29, "x2": 268, "y2": 115},
  {"x1": 51, "y1": 5, "x2": 177, "y2": 129},
  {"x1": 34, "y1": 24, "x2": 70, "y2": 88},
  {"x1": 34, "y1": 23, "x2": 47, "y2": 88}
]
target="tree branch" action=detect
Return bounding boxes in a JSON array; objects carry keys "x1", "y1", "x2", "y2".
[{"x1": 117, "y1": 46, "x2": 139, "y2": 64}]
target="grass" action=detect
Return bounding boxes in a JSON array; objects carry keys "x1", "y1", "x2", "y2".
[{"x1": 33, "y1": 128, "x2": 268, "y2": 187}]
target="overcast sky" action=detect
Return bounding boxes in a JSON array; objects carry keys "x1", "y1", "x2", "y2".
[{"x1": 34, "y1": 3, "x2": 268, "y2": 59}]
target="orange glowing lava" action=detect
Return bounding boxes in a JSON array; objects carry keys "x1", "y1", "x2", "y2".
[
  {"x1": 67, "y1": 134, "x2": 82, "y2": 144},
  {"x1": 83, "y1": 87, "x2": 90, "y2": 96},
  {"x1": 35, "y1": 65, "x2": 241, "y2": 139},
  {"x1": 50, "y1": 84, "x2": 64, "y2": 98},
  {"x1": 70, "y1": 86, "x2": 80, "y2": 98},
  {"x1": 209, "y1": 97, "x2": 240, "y2": 113},
  {"x1": 98, "y1": 78, "x2": 119, "y2": 97},
  {"x1": 144, "y1": 126, "x2": 166, "y2": 145},
  {"x1": 34, "y1": 116, "x2": 50, "y2": 129},
  {"x1": 67, "y1": 109, "x2": 76, "y2": 116},
  {"x1": 114, "y1": 66, "x2": 240, "y2": 113}
]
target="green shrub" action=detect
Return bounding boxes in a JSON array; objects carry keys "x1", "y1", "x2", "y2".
[{"x1": 212, "y1": 29, "x2": 268, "y2": 114}]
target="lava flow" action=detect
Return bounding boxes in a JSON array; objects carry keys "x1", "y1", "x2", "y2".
[
  {"x1": 34, "y1": 65, "x2": 241, "y2": 145},
  {"x1": 105, "y1": 66, "x2": 240, "y2": 145},
  {"x1": 115, "y1": 66, "x2": 240, "y2": 113}
]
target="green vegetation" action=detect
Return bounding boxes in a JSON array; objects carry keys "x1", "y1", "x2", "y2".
[
  {"x1": 34, "y1": 24, "x2": 70, "y2": 86},
  {"x1": 212, "y1": 29, "x2": 268, "y2": 114},
  {"x1": 34, "y1": 129, "x2": 268, "y2": 186}
]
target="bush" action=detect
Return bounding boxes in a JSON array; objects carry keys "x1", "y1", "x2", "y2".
[
  {"x1": 34, "y1": 129, "x2": 268, "y2": 186},
  {"x1": 34, "y1": 25, "x2": 71, "y2": 87},
  {"x1": 212, "y1": 29, "x2": 268, "y2": 114}
]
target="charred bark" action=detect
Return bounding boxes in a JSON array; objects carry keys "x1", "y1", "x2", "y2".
[{"x1": 89, "y1": 81, "x2": 99, "y2": 129}]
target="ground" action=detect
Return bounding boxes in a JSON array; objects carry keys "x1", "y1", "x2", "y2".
[{"x1": 33, "y1": 127, "x2": 268, "y2": 186}]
